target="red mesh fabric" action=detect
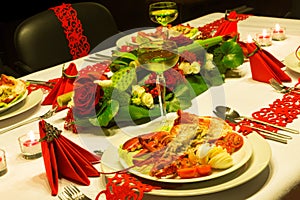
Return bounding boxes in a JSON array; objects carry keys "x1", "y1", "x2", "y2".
[
  {"x1": 231, "y1": 79, "x2": 300, "y2": 136},
  {"x1": 96, "y1": 173, "x2": 160, "y2": 200},
  {"x1": 50, "y1": 3, "x2": 90, "y2": 59},
  {"x1": 198, "y1": 12, "x2": 250, "y2": 39}
]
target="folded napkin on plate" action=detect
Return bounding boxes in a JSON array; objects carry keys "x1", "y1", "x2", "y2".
[
  {"x1": 42, "y1": 62, "x2": 78, "y2": 111},
  {"x1": 39, "y1": 120, "x2": 100, "y2": 196},
  {"x1": 213, "y1": 11, "x2": 238, "y2": 37},
  {"x1": 239, "y1": 41, "x2": 291, "y2": 83}
]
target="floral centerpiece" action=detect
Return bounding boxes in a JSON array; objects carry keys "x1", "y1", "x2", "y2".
[{"x1": 64, "y1": 27, "x2": 244, "y2": 133}]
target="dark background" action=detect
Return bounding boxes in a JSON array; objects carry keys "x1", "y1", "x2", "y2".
[{"x1": 0, "y1": 0, "x2": 299, "y2": 77}]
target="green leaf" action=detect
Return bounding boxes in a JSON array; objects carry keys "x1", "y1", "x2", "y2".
[
  {"x1": 90, "y1": 100, "x2": 119, "y2": 127},
  {"x1": 115, "y1": 104, "x2": 161, "y2": 123},
  {"x1": 213, "y1": 40, "x2": 244, "y2": 74},
  {"x1": 186, "y1": 74, "x2": 209, "y2": 96}
]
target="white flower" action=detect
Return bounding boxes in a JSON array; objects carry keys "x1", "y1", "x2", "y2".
[
  {"x1": 178, "y1": 61, "x2": 201, "y2": 75},
  {"x1": 190, "y1": 61, "x2": 200, "y2": 74},
  {"x1": 132, "y1": 85, "x2": 145, "y2": 98},
  {"x1": 132, "y1": 97, "x2": 142, "y2": 105},
  {"x1": 141, "y1": 93, "x2": 154, "y2": 109},
  {"x1": 204, "y1": 60, "x2": 216, "y2": 70},
  {"x1": 178, "y1": 61, "x2": 192, "y2": 75},
  {"x1": 203, "y1": 53, "x2": 216, "y2": 70},
  {"x1": 206, "y1": 53, "x2": 214, "y2": 61}
]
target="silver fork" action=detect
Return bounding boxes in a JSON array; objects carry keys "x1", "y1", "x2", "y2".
[
  {"x1": 269, "y1": 78, "x2": 300, "y2": 94},
  {"x1": 63, "y1": 185, "x2": 91, "y2": 200},
  {"x1": 0, "y1": 106, "x2": 57, "y2": 134},
  {"x1": 58, "y1": 191, "x2": 72, "y2": 200}
]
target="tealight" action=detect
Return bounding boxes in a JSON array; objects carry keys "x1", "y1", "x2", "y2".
[
  {"x1": 256, "y1": 29, "x2": 272, "y2": 46},
  {"x1": 0, "y1": 149, "x2": 7, "y2": 176},
  {"x1": 271, "y1": 24, "x2": 286, "y2": 41},
  {"x1": 18, "y1": 131, "x2": 42, "y2": 159}
]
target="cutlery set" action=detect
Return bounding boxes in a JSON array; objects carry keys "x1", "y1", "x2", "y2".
[
  {"x1": 212, "y1": 79, "x2": 300, "y2": 144},
  {"x1": 0, "y1": 106, "x2": 57, "y2": 135},
  {"x1": 214, "y1": 105, "x2": 299, "y2": 144}
]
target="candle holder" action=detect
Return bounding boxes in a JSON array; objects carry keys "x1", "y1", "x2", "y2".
[
  {"x1": 18, "y1": 132, "x2": 42, "y2": 159},
  {"x1": 0, "y1": 148, "x2": 8, "y2": 176},
  {"x1": 271, "y1": 24, "x2": 286, "y2": 41},
  {"x1": 255, "y1": 30, "x2": 272, "y2": 46}
]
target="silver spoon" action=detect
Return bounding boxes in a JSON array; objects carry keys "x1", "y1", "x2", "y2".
[{"x1": 214, "y1": 106, "x2": 299, "y2": 135}]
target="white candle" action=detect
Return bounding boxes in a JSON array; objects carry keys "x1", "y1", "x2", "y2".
[
  {"x1": 256, "y1": 29, "x2": 272, "y2": 46},
  {"x1": 247, "y1": 34, "x2": 253, "y2": 43},
  {"x1": 18, "y1": 131, "x2": 42, "y2": 159},
  {"x1": 272, "y1": 24, "x2": 286, "y2": 41},
  {"x1": 0, "y1": 149, "x2": 7, "y2": 176}
]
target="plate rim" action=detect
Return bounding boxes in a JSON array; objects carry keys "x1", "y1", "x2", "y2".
[
  {"x1": 0, "y1": 89, "x2": 44, "y2": 120},
  {"x1": 100, "y1": 132, "x2": 271, "y2": 197},
  {"x1": 284, "y1": 52, "x2": 300, "y2": 73}
]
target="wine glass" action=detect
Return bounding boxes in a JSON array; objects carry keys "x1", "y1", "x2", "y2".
[
  {"x1": 137, "y1": 40, "x2": 179, "y2": 124},
  {"x1": 149, "y1": 1, "x2": 178, "y2": 27}
]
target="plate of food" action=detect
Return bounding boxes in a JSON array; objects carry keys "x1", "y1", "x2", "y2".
[
  {"x1": 100, "y1": 131, "x2": 270, "y2": 197},
  {"x1": 0, "y1": 74, "x2": 28, "y2": 113},
  {"x1": 0, "y1": 89, "x2": 44, "y2": 120},
  {"x1": 117, "y1": 111, "x2": 252, "y2": 183}
]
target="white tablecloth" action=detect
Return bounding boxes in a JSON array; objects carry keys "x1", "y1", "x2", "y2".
[{"x1": 1, "y1": 12, "x2": 300, "y2": 200}]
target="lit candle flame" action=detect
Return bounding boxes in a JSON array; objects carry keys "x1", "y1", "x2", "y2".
[
  {"x1": 275, "y1": 24, "x2": 281, "y2": 32},
  {"x1": 28, "y1": 131, "x2": 35, "y2": 142},
  {"x1": 262, "y1": 29, "x2": 268, "y2": 37},
  {"x1": 247, "y1": 34, "x2": 253, "y2": 43}
]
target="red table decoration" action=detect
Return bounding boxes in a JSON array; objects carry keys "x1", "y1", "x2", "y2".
[
  {"x1": 39, "y1": 120, "x2": 100, "y2": 196},
  {"x1": 41, "y1": 62, "x2": 78, "y2": 111},
  {"x1": 239, "y1": 41, "x2": 291, "y2": 83}
]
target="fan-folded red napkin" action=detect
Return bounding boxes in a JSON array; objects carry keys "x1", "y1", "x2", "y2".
[
  {"x1": 42, "y1": 62, "x2": 78, "y2": 111},
  {"x1": 239, "y1": 41, "x2": 291, "y2": 83},
  {"x1": 39, "y1": 120, "x2": 100, "y2": 196},
  {"x1": 213, "y1": 11, "x2": 238, "y2": 37}
]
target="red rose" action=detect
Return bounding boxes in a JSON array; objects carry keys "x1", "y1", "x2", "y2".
[{"x1": 73, "y1": 72, "x2": 104, "y2": 117}]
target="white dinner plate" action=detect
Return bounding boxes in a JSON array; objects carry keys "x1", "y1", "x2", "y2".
[
  {"x1": 0, "y1": 90, "x2": 28, "y2": 113},
  {"x1": 100, "y1": 132, "x2": 271, "y2": 197},
  {"x1": 0, "y1": 89, "x2": 43, "y2": 120},
  {"x1": 284, "y1": 52, "x2": 300, "y2": 73},
  {"x1": 118, "y1": 134, "x2": 252, "y2": 183}
]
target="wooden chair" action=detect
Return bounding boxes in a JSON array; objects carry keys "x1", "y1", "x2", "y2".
[{"x1": 13, "y1": 2, "x2": 119, "y2": 75}]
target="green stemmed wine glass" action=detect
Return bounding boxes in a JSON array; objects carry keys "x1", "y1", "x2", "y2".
[
  {"x1": 149, "y1": 1, "x2": 178, "y2": 27},
  {"x1": 137, "y1": 40, "x2": 179, "y2": 124}
]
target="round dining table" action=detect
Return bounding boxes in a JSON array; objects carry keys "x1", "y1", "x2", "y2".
[{"x1": 1, "y1": 12, "x2": 300, "y2": 200}]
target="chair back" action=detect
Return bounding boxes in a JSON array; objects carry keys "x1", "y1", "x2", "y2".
[{"x1": 14, "y1": 2, "x2": 118, "y2": 74}]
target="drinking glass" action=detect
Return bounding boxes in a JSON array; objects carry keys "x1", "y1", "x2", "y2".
[
  {"x1": 149, "y1": 1, "x2": 178, "y2": 27},
  {"x1": 0, "y1": 148, "x2": 7, "y2": 176},
  {"x1": 137, "y1": 40, "x2": 179, "y2": 123}
]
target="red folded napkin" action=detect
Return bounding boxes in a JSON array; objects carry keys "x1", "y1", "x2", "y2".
[
  {"x1": 39, "y1": 120, "x2": 100, "y2": 196},
  {"x1": 239, "y1": 41, "x2": 291, "y2": 83},
  {"x1": 42, "y1": 62, "x2": 78, "y2": 111},
  {"x1": 213, "y1": 11, "x2": 238, "y2": 37}
]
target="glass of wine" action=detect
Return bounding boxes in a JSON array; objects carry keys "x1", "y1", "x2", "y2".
[
  {"x1": 149, "y1": 1, "x2": 178, "y2": 27},
  {"x1": 137, "y1": 40, "x2": 179, "y2": 124}
]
